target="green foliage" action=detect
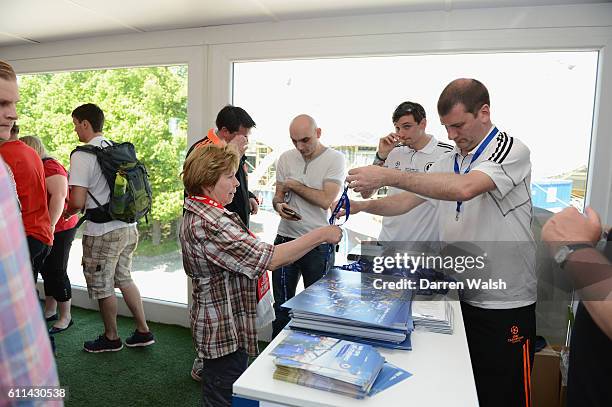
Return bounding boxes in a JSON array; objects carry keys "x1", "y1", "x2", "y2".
[
  {"x1": 134, "y1": 237, "x2": 179, "y2": 257},
  {"x1": 152, "y1": 190, "x2": 185, "y2": 222},
  {"x1": 18, "y1": 66, "x2": 188, "y2": 223}
]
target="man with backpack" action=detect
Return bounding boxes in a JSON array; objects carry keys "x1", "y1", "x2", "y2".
[{"x1": 64, "y1": 103, "x2": 155, "y2": 352}]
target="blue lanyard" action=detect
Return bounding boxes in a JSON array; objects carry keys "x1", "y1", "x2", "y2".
[
  {"x1": 324, "y1": 183, "x2": 350, "y2": 273},
  {"x1": 329, "y1": 183, "x2": 350, "y2": 225},
  {"x1": 453, "y1": 127, "x2": 498, "y2": 220}
]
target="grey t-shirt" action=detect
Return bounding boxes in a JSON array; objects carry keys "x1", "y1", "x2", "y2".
[{"x1": 276, "y1": 147, "x2": 345, "y2": 239}]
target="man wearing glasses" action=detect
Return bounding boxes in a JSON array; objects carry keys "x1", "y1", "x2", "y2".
[
  {"x1": 271, "y1": 114, "x2": 346, "y2": 338},
  {"x1": 344, "y1": 78, "x2": 536, "y2": 407},
  {"x1": 361, "y1": 101, "x2": 452, "y2": 244}
]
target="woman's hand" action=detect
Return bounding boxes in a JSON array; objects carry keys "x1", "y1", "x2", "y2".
[{"x1": 322, "y1": 225, "x2": 342, "y2": 245}]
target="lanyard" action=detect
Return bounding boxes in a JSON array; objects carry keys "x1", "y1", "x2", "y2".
[
  {"x1": 189, "y1": 195, "x2": 255, "y2": 237},
  {"x1": 323, "y1": 183, "x2": 350, "y2": 272},
  {"x1": 452, "y1": 127, "x2": 498, "y2": 220},
  {"x1": 189, "y1": 195, "x2": 223, "y2": 208},
  {"x1": 329, "y1": 183, "x2": 350, "y2": 225}
]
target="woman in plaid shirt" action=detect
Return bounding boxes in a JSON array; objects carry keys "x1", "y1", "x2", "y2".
[{"x1": 181, "y1": 144, "x2": 342, "y2": 407}]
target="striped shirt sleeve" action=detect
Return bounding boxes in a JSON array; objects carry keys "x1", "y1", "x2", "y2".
[{"x1": 473, "y1": 135, "x2": 532, "y2": 200}]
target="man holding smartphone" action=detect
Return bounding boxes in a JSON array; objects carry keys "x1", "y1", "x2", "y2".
[{"x1": 271, "y1": 114, "x2": 346, "y2": 338}]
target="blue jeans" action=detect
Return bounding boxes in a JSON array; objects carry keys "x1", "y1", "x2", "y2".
[{"x1": 271, "y1": 235, "x2": 334, "y2": 338}]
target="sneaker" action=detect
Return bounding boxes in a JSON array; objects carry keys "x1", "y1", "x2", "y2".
[
  {"x1": 191, "y1": 358, "x2": 203, "y2": 382},
  {"x1": 83, "y1": 335, "x2": 123, "y2": 353},
  {"x1": 125, "y1": 330, "x2": 155, "y2": 348}
]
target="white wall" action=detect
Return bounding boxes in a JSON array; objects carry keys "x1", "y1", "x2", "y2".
[{"x1": 3, "y1": 3, "x2": 612, "y2": 323}]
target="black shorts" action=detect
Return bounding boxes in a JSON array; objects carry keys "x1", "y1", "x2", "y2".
[{"x1": 461, "y1": 302, "x2": 536, "y2": 407}]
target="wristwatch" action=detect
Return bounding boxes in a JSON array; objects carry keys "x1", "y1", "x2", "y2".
[
  {"x1": 373, "y1": 151, "x2": 386, "y2": 166},
  {"x1": 553, "y1": 243, "x2": 593, "y2": 269}
]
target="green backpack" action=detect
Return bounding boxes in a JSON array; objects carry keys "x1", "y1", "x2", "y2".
[{"x1": 71, "y1": 140, "x2": 152, "y2": 225}]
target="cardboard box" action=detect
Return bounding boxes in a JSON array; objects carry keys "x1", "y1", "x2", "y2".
[{"x1": 532, "y1": 346, "x2": 562, "y2": 407}]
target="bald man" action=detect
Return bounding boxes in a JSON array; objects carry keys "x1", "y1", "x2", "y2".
[{"x1": 271, "y1": 114, "x2": 346, "y2": 337}]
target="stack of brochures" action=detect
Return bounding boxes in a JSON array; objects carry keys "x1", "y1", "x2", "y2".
[
  {"x1": 281, "y1": 269, "x2": 414, "y2": 346},
  {"x1": 411, "y1": 295, "x2": 454, "y2": 334},
  {"x1": 271, "y1": 331, "x2": 411, "y2": 399}
]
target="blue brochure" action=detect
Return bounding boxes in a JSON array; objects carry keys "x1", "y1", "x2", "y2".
[
  {"x1": 282, "y1": 268, "x2": 414, "y2": 331},
  {"x1": 368, "y1": 362, "x2": 413, "y2": 396},
  {"x1": 271, "y1": 331, "x2": 385, "y2": 389},
  {"x1": 287, "y1": 324, "x2": 413, "y2": 350}
]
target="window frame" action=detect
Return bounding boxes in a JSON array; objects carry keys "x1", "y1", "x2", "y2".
[
  {"x1": 210, "y1": 27, "x2": 612, "y2": 224},
  {"x1": 13, "y1": 46, "x2": 204, "y2": 327}
]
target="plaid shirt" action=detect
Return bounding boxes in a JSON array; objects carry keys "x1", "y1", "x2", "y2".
[
  {"x1": 181, "y1": 197, "x2": 274, "y2": 359},
  {"x1": 0, "y1": 158, "x2": 62, "y2": 407}
]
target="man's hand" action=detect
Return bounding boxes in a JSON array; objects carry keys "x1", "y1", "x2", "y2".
[
  {"x1": 249, "y1": 197, "x2": 259, "y2": 215},
  {"x1": 542, "y1": 206, "x2": 602, "y2": 247},
  {"x1": 346, "y1": 166, "x2": 397, "y2": 193},
  {"x1": 228, "y1": 134, "x2": 248, "y2": 155},
  {"x1": 377, "y1": 133, "x2": 399, "y2": 160},
  {"x1": 330, "y1": 198, "x2": 365, "y2": 219},
  {"x1": 275, "y1": 202, "x2": 300, "y2": 221}
]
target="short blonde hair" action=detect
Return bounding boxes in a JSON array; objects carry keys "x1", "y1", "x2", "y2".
[
  {"x1": 0, "y1": 60, "x2": 17, "y2": 81},
  {"x1": 182, "y1": 143, "x2": 240, "y2": 196},
  {"x1": 19, "y1": 135, "x2": 49, "y2": 158}
]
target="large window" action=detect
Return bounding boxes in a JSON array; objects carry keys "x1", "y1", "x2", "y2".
[
  {"x1": 233, "y1": 51, "x2": 598, "y2": 263},
  {"x1": 18, "y1": 65, "x2": 188, "y2": 304}
]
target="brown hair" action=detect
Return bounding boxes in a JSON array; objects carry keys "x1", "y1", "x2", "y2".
[
  {"x1": 0, "y1": 60, "x2": 17, "y2": 81},
  {"x1": 182, "y1": 143, "x2": 239, "y2": 196},
  {"x1": 437, "y1": 78, "x2": 490, "y2": 117},
  {"x1": 19, "y1": 135, "x2": 49, "y2": 159}
]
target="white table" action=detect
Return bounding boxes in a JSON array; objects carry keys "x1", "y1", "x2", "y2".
[
  {"x1": 233, "y1": 301, "x2": 479, "y2": 407},
  {"x1": 346, "y1": 243, "x2": 386, "y2": 261}
]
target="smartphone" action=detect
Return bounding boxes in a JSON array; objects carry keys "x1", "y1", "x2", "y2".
[{"x1": 282, "y1": 206, "x2": 302, "y2": 220}]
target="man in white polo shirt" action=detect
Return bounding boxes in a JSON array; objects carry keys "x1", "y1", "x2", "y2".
[
  {"x1": 343, "y1": 79, "x2": 536, "y2": 407},
  {"x1": 271, "y1": 114, "x2": 345, "y2": 338},
  {"x1": 361, "y1": 101, "x2": 452, "y2": 243}
]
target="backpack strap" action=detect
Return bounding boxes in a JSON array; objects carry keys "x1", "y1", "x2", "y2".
[{"x1": 70, "y1": 144, "x2": 114, "y2": 226}]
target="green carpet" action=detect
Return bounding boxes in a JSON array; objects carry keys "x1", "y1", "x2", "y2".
[{"x1": 50, "y1": 306, "x2": 268, "y2": 406}]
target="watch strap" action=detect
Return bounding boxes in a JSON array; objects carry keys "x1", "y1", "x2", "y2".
[{"x1": 560, "y1": 243, "x2": 594, "y2": 268}]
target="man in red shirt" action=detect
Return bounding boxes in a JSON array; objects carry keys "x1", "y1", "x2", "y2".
[{"x1": 0, "y1": 62, "x2": 53, "y2": 283}]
